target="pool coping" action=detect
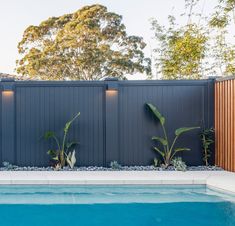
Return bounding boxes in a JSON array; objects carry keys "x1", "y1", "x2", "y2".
[{"x1": 0, "y1": 170, "x2": 234, "y2": 193}]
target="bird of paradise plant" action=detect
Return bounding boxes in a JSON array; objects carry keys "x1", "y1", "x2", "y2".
[
  {"x1": 44, "y1": 112, "x2": 80, "y2": 169},
  {"x1": 146, "y1": 103, "x2": 199, "y2": 168}
]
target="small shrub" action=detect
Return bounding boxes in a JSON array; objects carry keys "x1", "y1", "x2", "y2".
[
  {"x1": 153, "y1": 158, "x2": 159, "y2": 167},
  {"x1": 200, "y1": 128, "x2": 214, "y2": 166},
  {"x1": 2, "y1": 162, "x2": 16, "y2": 170},
  {"x1": 110, "y1": 161, "x2": 121, "y2": 170},
  {"x1": 171, "y1": 157, "x2": 187, "y2": 171}
]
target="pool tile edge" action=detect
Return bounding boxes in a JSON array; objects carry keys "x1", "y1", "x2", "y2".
[{"x1": 0, "y1": 171, "x2": 234, "y2": 194}]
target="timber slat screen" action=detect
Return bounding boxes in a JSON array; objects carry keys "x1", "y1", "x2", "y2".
[{"x1": 215, "y1": 77, "x2": 235, "y2": 172}]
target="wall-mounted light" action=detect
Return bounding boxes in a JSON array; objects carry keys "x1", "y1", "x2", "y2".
[
  {"x1": 1, "y1": 78, "x2": 15, "y2": 95},
  {"x1": 3, "y1": 83, "x2": 14, "y2": 92},
  {"x1": 105, "y1": 77, "x2": 119, "y2": 91},
  {"x1": 106, "y1": 82, "x2": 118, "y2": 91}
]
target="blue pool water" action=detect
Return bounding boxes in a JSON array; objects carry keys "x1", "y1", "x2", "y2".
[{"x1": 0, "y1": 185, "x2": 234, "y2": 226}]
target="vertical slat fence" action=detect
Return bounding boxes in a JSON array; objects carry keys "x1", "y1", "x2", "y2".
[
  {"x1": 0, "y1": 79, "x2": 214, "y2": 167},
  {"x1": 215, "y1": 77, "x2": 235, "y2": 171}
]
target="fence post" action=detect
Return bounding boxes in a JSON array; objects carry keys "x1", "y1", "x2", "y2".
[
  {"x1": 105, "y1": 78, "x2": 119, "y2": 166},
  {"x1": 1, "y1": 78, "x2": 15, "y2": 164}
]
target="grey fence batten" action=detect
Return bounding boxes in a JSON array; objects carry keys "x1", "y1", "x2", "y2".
[{"x1": 0, "y1": 79, "x2": 215, "y2": 167}]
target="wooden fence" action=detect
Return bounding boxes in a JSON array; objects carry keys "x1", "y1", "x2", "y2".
[{"x1": 215, "y1": 77, "x2": 235, "y2": 171}]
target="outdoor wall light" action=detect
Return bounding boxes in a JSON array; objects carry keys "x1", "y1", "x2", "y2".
[
  {"x1": 1, "y1": 78, "x2": 15, "y2": 95},
  {"x1": 106, "y1": 82, "x2": 118, "y2": 91},
  {"x1": 2, "y1": 83, "x2": 14, "y2": 92},
  {"x1": 105, "y1": 77, "x2": 119, "y2": 91}
]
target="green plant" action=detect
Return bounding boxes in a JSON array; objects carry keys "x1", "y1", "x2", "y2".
[
  {"x1": 2, "y1": 162, "x2": 17, "y2": 170},
  {"x1": 200, "y1": 128, "x2": 214, "y2": 166},
  {"x1": 146, "y1": 103, "x2": 199, "y2": 168},
  {"x1": 66, "y1": 150, "x2": 76, "y2": 169},
  {"x1": 153, "y1": 158, "x2": 159, "y2": 167},
  {"x1": 171, "y1": 157, "x2": 187, "y2": 171},
  {"x1": 110, "y1": 161, "x2": 121, "y2": 170},
  {"x1": 44, "y1": 112, "x2": 80, "y2": 168}
]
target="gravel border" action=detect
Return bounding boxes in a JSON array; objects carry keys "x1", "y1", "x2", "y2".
[{"x1": 0, "y1": 165, "x2": 223, "y2": 171}]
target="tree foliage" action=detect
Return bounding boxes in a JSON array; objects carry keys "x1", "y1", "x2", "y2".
[
  {"x1": 151, "y1": 16, "x2": 208, "y2": 79},
  {"x1": 16, "y1": 4, "x2": 151, "y2": 80},
  {"x1": 210, "y1": 0, "x2": 235, "y2": 28},
  {"x1": 151, "y1": 0, "x2": 235, "y2": 79},
  {"x1": 211, "y1": 30, "x2": 235, "y2": 76},
  {"x1": 209, "y1": 0, "x2": 235, "y2": 76}
]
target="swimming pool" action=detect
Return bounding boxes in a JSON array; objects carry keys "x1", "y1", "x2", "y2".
[{"x1": 0, "y1": 185, "x2": 234, "y2": 226}]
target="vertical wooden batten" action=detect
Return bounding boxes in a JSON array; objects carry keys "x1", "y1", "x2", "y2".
[{"x1": 215, "y1": 77, "x2": 235, "y2": 172}]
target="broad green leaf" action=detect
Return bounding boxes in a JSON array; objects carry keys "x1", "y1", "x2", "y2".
[
  {"x1": 175, "y1": 127, "x2": 200, "y2": 136},
  {"x1": 66, "y1": 142, "x2": 79, "y2": 150},
  {"x1": 52, "y1": 156, "x2": 59, "y2": 161},
  {"x1": 153, "y1": 147, "x2": 165, "y2": 157},
  {"x1": 152, "y1": 136, "x2": 167, "y2": 146},
  {"x1": 47, "y1": 149, "x2": 58, "y2": 157},
  {"x1": 64, "y1": 112, "x2": 80, "y2": 133},
  {"x1": 174, "y1": 148, "x2": 191, "y2": 153},
  {"x1": 44, "y1": 131, "x2": 55, "y2": 140},
  {"x1": 146, "y1": 103, "x2": 165, "y2": 125}
]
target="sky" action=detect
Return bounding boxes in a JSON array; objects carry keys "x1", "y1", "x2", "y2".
[{"x1": 0, "y1": 0, "x2": 219, "y2": 79}]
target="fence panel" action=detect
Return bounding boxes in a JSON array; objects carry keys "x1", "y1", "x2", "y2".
[
  {"x1": 118, "y1": 80, "x2": 214, "y2": 166},
  {"x1": 14, "y1": 82, "x2": 105, "y2": 166},
  {"x1": 0, "y1": 79, "x2": 214, "y2": 167}
]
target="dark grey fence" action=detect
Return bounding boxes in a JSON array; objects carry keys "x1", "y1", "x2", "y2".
[{"x1": 0, "y1": 79, "x2": 214, "y2": 167}]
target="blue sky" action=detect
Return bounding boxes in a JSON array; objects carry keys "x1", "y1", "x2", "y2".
[{"x1": 0, "y1": 0, "x2": 218, "y2": 78}]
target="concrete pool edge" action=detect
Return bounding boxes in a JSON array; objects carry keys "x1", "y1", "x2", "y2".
[{"x1": 0, "y1": 171, "x2": 234, "y2": 193}]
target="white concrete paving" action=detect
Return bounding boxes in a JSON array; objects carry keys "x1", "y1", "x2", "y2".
[{"x1": 0, "y1": 170, "x2": 234, "y2": 193}]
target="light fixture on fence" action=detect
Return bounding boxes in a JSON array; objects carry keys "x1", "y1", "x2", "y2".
[
  {"x1": 1, "y1": 78, "x2": 14, "y2": 95},
  {"x1": 105, "y1": 77, "x2": 119, "y2": 91}
]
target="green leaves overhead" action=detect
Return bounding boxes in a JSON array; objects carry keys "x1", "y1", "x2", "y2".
[
  {"x1": 16, "y1": 4, "x2": 151, "y2": 80},
  {"x1": 151, "y1": 17, "x2": 208, "y2": 80},
  {"x1": 151, "y1": 0, "x2": 235, "y2": 79}
]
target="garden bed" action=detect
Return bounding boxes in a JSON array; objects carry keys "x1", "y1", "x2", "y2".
[{"x1": 0, "y1": 165, "x2": 223, "y2": 171}]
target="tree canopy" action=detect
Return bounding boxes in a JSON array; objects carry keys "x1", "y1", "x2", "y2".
[
  {"x1": 151, "y1": 0, "x2": 235, "y2": 79},
  {"x1": 151, "y1": 16, "x2": 208, "y2": 79},
  {"x1": 16, "y1": 4, "x2": 151, "y2": 80}
]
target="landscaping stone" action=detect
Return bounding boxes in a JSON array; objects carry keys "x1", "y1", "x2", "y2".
[{"x1": 0, "y1": 165, "x2": 223, "y2": 171}]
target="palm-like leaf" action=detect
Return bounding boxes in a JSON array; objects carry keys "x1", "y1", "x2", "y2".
[
  {"x1": 64, "y1": 112, "x2": 80, "y2": 133},
  {"x1": 152, "y1": 136, "x2": 168, "y2": 146},
  {"x1": 175, "y1": 127, "x2": 200, "y2": 136},
  {"x1": 66, "y1": 142, "x2": 79, "y2": 150},
  {"x1": 174, "y1": 148, "x2": 191, "y2": 153},
  {"x1": 146, "y1": 103, "x2": 165, "y2": 125},
  {"x1": 44, "y1": 131, "x2": 56, "y2": 140},
  {"x1": 154, "y1": 147, "x2": 165, "y2": 157}
]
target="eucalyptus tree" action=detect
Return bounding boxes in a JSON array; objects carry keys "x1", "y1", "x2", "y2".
[{"x1": 16, "y1": 4, "x2": 151, "y2": 80}]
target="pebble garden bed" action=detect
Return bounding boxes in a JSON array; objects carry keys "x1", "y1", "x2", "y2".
[{"x1": 0, "y1": 164, "x2": 223, "y2": 171}]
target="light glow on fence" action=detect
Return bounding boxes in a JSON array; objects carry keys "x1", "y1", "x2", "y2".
[
  {"x1": 106, "y1": 90, "x2": 118, "y2": 96},
  {"x1": 2, "y1": 90, "x2": 14, "y2": 96}
]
